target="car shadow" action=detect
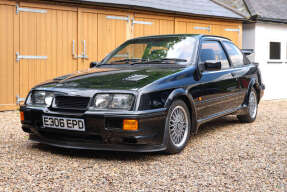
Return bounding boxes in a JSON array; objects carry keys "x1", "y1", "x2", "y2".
[
  {"x1": 29, "y1": 116, "x2": 242, "y2": 161},
  {"x1": 195, "y1": 115, "x2": 241, "y2": 137}
]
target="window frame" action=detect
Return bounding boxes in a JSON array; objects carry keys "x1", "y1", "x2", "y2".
[
  {"x1": 222, "y1": 40, "x2": 245, "y2": 68},
  {"x1": 269, "y1": 41, "x2": 281, "y2": 60},
  {"x1": 199, "y1": 39, "x2": 231, "y2": 71}
]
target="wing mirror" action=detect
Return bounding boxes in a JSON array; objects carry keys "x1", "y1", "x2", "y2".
[
  {"x1": 204, "y1": 60, "x2": 221, "y2": 71},
  {"x1": 90, "y1": 62, "x2": 98, "y2": 68}
]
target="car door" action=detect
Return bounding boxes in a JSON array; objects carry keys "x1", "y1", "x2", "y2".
[
  {"x1": 222, "y1": 41, "x2": 250, "y2": 106},
  {"x1": 192, "y1": 40, "x2": 241, "y2": 120}
]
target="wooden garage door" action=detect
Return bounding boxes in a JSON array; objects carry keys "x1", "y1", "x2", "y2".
[
  {"x1": 98, "y1": 12, "x2": 130, "y2": 61},
  {"x1": 78, "y1": 9, "x2": 98, "y2": 70},
  {"x1": 18, "y1": 3, "x2": 78, "y2": 99},
  {"x1": 212, "y1": 24, "x2": 242, "y2": 48},
  {"x1": 175, "y1": 21, "x2": 211, "y2": 35},
  {"x1": 175, "y1": 18, "x2": 242, "y2": 47},
  {"x1": 0, "y1": 3, "x2": 18, "y2": 111},
  {"x1": 133, "y1": 14, "x2": 174, "y2": 37}
]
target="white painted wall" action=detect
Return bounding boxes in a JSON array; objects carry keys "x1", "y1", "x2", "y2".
[{"x1": 243, "y1": 22, "x2": 287, "y2": 100}]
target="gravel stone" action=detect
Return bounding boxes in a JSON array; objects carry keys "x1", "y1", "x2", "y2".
[{"x1": 0, "y1": 100, "x2": 286, "y2": 191}]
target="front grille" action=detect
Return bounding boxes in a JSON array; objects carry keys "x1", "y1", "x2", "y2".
[{"x1": 54, "y1": 96, "x2": 90, "y2": 109}]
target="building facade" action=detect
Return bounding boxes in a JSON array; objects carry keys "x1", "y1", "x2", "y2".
[
  {"x1": 243, "y1": 22, "x2": 287, "y2": 100},
  {"x1": 0, "y1": 0, "x2": 243, "y2": 111},
  {"x1": 240, "y1": 0, "x2": 287, "y2": 100}
]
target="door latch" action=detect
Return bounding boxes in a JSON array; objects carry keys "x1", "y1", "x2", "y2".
[
  {"x1": 78, "y1": 40, "x2": 88, "y2": 59},
  {"x1": 73, "y1": 40, "x2": 88, "y2": 59}
]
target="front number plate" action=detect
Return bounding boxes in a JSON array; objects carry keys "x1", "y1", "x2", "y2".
[{"x1": 42, "y1": 116, "x2": 85, "y2": 131}]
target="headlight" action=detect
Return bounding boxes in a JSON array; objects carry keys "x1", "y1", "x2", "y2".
[
  {"x1": 93, "y1": 94, "x2": 134, "y2": 110},
  {"x1": 26, "y1": 91, "x2": 54, "y2": 107}
]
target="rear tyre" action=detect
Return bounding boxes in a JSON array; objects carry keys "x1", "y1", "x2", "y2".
[
  {"x1": 237, "y1": 88, "x2": 258, "y2": 123},
  {"x1": 165, "y1": 100, "x2": 191, "y2": 154}
]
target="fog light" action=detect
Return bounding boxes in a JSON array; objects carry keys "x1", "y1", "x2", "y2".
[
  {"x1": 123, "y1": 119, "x2": 138, "y2": 131},
  {"x1": 20, "y1": 112, "x2": 24, "y2": 121}
]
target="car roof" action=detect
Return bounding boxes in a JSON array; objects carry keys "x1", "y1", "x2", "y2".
[{"x1": 129, "y1": 34, "x2": 231, "y2": 42}]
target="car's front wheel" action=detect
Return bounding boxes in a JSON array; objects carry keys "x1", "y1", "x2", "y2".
[
  {"x1": 238, "y1": 88, "x2": 258, "y2": 123},
  {"x1": 165, "y1": 100, "x2": 191, "y2": 154}
]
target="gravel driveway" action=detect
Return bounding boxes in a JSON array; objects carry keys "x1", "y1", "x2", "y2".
[{"x1": 0, "y1": 100, "x2": 286, "y2": 191}]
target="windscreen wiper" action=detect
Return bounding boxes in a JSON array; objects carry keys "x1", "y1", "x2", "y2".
[
  {"x1": 110, "y1": 58, "x2": 147, "y2": 64},
  {"x1": 131, "y1": 58, "x2": 187, "y2": 65}
]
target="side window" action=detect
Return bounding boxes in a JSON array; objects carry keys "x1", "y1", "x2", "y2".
[
  {"x1": 269, "y1": 42, "x2": 281, "y2": 60},
  {"x1": 200, "y1": 41, "x2": 230, "y2": 70},
  {"x1": 223, "y1": 41, "x2": 244, "y2": 67}
]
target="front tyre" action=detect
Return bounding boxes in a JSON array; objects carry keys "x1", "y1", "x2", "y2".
[
  {"x1": 165, "y1": 100, "x2": 191, "y2": 154},
  {"x1": 238, "y1": 88, "x2": 258, "y2": 123}
]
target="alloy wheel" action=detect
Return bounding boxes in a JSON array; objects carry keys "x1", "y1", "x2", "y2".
[{"x1": 168, "y1": 105, "x2": 189, "y2": 148}]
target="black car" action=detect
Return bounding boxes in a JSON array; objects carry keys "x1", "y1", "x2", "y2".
[{"x1": 20, "y1": 34, "x2": 265, "y2": 154}]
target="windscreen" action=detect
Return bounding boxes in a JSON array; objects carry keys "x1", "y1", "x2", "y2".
[{"x1": 103, "y1": 36, "x2": 197, "y2": 65}]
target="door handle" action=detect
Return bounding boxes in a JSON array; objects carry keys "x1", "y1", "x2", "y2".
[
  {"x1": 72, "y1": 40, "x2": 88, "y2": 59},
  {"x1": 79, "y1": 40, "x2": 88, "y2": 59}
]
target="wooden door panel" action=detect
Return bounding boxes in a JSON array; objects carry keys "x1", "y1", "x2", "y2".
[
  {"x1": 0, "y1": 4, "x2": 16, "y2": 110},
  {"x1": 98, "y1": 13, "x2": 128, "y2": 61},
  {"x1": 133, "y1": 17, "x2": 160, "y2": 37},
  {"x1": 175, "y1": 21, "x2": 211, "y2": 34},
  {"x1": 175, "y1": 21, "x2": 187, "y2": 34},
  {"x1": 209, "y1": 24, "x2": 240, "y2": 46},
  {"x1": 19, "y1": 11, "x2": 37, "y2": 99},
  {"x1": 78, "y1": 11, "x2": 98, "y2": 70},
  {"x1": 188, "y1": 23, "x2": 211, "y2": 35},
  {"x1": 55, "y1": 10, "x2": 78, "y2": 76},
  {"x1": 160, "y1": 20, "x2": 174, "y2": 35},
  {"x1": 19, "y1": 8, "x2": 78, "y2": 98}
]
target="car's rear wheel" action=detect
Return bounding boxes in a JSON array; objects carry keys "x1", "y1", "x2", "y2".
[
  {"x1": 165, "y1": 100, "x2": 191, "y2": 154},
  {"x1": 237, "y1": 88, "x2": 258, "y2": 123}
]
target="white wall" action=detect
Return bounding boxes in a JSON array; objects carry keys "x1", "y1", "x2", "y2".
[{"x1": 243, "y1": 22, "x2": 287, "y2": 100}]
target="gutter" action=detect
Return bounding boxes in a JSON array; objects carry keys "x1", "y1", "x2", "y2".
[{"x1": 256, "y1": 17, "x2": 287, "y2": 24}]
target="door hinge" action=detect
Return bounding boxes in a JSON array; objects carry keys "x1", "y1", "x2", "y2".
[
  {"x1": 225, "y1": 28, "x2": 240, "y2": 32},
  {"x1": 16, "y1": 52, "x2": 48, "y2": 62},
  {"x1": 16, "y1": 95, "x2": 25, "y2": 105},
  {"x1": 132, "y1": 19, "x2": 153, "y2": 25},
  {"x1": 194, "y1": 26, "x2": 211, "y2": 32},
  {"x1": 113, "y1": 53, "x2": 129, "y2": 58},
  {"x1": 16, "y1": 4, "x2": 47, "y2": 14},
  {"x1": 106, "y1": 15, "x2": 129, "y2": 21}
]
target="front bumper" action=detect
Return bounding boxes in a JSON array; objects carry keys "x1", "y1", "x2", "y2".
[{"x1": 20, "y1": 106, "x2": 167, "y2": 152}]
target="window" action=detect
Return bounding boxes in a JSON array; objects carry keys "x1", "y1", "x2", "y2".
[
  {"x1": 223, "y1": 41, "x2": 244, "y2": 67},
  {"x1": 269, "y1": 42, "x2": 281, "y2": 60},
  {"x1": 105, "y1": 36, "x2": 197, "y2": 65},
  {"x1": 200, "y1": 41, "x2": 230, "y2": 70}
]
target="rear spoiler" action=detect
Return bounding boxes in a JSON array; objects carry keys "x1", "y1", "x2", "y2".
[{"x1": 241, "y1": 49, "x2": 254, "y2": 56}]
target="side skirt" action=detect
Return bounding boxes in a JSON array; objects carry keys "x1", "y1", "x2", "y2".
[{"x1": 196, "y1": 105, "x2": 247, "y2": 127}]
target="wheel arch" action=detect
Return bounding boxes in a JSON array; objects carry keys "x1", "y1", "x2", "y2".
[
  {"x1": 164, "y1": 88, "x2": 198, "y2": 134},
  {"x1": 244, "y1": 78, "x2": 261, "y2": 105}
]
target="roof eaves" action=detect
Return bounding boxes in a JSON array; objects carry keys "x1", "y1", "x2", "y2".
[{"x1": 210, "y1": 0, "x2": 249, "y2": 19}]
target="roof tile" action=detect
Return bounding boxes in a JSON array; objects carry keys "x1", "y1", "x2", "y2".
[{"x1": 79, "y1": 0, "x2": 243, "y2": 19}]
